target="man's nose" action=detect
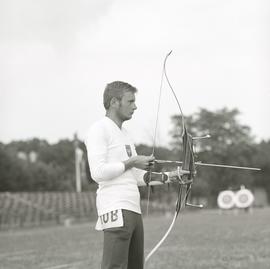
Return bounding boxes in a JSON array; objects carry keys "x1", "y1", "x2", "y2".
[{"x1": 133, "y1": 103, "x2": 137, "y2": 110}]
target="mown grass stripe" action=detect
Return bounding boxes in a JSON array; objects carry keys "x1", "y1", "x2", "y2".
[
  {"x1": 0, "y1": 250, "x2": 36, "y2": 258},
  {"x1": 43, "y1": 261, "x2": 86, "y2": 269}
]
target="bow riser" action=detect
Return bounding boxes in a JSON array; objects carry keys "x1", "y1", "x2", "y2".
[{"x1": 182, "y1": 129, "x2": 196, "y2": 181}]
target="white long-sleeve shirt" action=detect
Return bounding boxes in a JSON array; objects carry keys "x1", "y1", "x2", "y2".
[{"x1": 84, "y1": 116, "x2": 145, "y2": 216}]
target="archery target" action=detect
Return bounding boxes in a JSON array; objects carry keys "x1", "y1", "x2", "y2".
[
  {"x1": 217, "y1": 190, "x2": 235, "y2": 209},
  {"x1": 234, "y1": 189, "x2": 254, "y2": 208}
]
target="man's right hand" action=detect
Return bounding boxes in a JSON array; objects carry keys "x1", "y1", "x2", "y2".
[{"x1": 123, "y1": 155, "x2": 155, "y2": 171}]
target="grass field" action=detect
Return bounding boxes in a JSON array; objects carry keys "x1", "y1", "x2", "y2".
[{"x1": 0, "y1": 208, "x2": 269, "y2": 269}]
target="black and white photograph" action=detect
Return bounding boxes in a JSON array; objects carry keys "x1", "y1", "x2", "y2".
[{"x1": 1, "y1": 1, "x2": 270, "y2": 268}]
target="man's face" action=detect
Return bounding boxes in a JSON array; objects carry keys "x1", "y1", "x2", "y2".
[{"x1": 116, "y1": 91, "x2": 137, "y2": 121}]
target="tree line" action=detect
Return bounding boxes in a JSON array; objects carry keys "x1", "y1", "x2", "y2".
[{"x1": 0, "y1": 108, "x2": 269, "y2": 204}]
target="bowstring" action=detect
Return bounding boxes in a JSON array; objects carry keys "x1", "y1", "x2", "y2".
[
  {"x1": 146, "y1": 57, "x2": 166, "y2": 217},
  {"x1": 152, "y1": 56, "x2": 166, "y2": 155}
]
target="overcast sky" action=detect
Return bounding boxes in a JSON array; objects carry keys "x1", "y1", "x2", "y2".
[{"x1": 1, "y1": 0, "x2": 269, "y2": 147}]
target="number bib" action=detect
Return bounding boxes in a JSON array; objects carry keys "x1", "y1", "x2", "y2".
[{"x1": 95, "y1": 209, "x2": 124, "y2": 231}]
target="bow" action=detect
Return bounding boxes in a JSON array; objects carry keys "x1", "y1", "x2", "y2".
[
  {"x1": 145, "y1": 51, "x2": 197, "y2": 264},
  {"x1": 144, "y1": 51, "x2": 260, "y2": 265}
]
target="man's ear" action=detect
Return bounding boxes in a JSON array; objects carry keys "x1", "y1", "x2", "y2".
[{"x1": 110, "y1": 97, "x2": 120, "y2": 108}]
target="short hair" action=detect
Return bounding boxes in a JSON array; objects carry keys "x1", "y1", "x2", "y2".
[{"x1": 103, "y1": 81, "x2": 137, "y2": 110}]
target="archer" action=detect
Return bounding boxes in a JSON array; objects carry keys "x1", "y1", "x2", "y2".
[{"x1": 84, "y1": 81, "x2": 182, "y2": 269}]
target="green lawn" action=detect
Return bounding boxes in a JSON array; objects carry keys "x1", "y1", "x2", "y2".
[{"x1": 0, "y1": 208, "x2": 269, "y2": 269}]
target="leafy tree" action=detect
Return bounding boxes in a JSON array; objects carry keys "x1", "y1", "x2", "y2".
[
  {"x1": 169, "y1": 107, "x2": 260, "y2": 205},
  {"x1": 0, "y1": 144, "x2": 33, "y2": 191},
  {"x1": 5, "y1": 139, "x2": 49, "y2": 154},
  {"x1": 0, "y1": 139, "x2": 92, "y2": 191}
]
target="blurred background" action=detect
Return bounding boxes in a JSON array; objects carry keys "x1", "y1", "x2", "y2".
[{"x1": 0, "y1": 0, "x2": 269, "y2": 230}]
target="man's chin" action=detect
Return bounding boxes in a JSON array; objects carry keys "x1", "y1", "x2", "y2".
[{"x1": 123, "y1": 115, "x2": 133, "y2": 121}]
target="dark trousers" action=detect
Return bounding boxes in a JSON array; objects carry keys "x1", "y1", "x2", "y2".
[{"x1": 101, "y1": 210, "x2": 144, "y2": 269}]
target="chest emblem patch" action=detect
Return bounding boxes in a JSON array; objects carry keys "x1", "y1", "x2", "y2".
[{"x1": 125, "y1": 145, "x2": 132, "y2": 157}]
